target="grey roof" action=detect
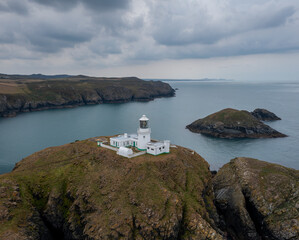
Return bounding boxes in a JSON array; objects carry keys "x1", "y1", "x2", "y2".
[
  {"x1": 147, "y1": 141, "x2": 165, "y2": 148},
  {"x1": 111, "y1": 134, "x2": 137, "y2": 141}
]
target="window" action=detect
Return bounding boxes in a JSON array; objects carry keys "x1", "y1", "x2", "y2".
[
  {"x1": 147, "y1": 147, "x2": 149, "y2": 149},
  {"x1": 143, "y1": 136, "x2": 145, "y2": 139},
  {"x1": 140, "y1": 120, "x2": 148, "y2": 128},
  {"x1": 163, "y1": 146, "x2": 165, "y2": 149}
]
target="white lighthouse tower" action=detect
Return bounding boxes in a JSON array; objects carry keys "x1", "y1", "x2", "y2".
[{"x1": 137, "y1": 115, "x2": 151, "y2": 150}]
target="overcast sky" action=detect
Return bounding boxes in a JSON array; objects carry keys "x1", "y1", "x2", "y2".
[{"x1": 0, "y1": 0, "x2": 299, "y2": 81}]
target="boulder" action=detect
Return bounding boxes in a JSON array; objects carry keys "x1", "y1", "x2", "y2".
[{"x1": 251, "y1": 108, "x2": 281, "y2": 121}]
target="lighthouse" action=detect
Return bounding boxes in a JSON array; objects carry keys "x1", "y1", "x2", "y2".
[
  {"x1": 137, "y1": 115, "x2": 151, "y2": 150},
  {"x1": 108, "y1": 114, "x2": 170, "y2": 156}
]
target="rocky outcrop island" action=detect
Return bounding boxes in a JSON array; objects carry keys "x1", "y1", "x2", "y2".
[
  {"x1": 0, "y1": 137, "x2": 298, "y2": 239},
  {"x1": 186, "y1": 108, "x2": 286, "y2": 138},
  {"x1": 251, "y1": 108, "x2": 281, "y2": 121},
  {"x1": 0, "y1": 74, "x2": 175, "y2": 117}
]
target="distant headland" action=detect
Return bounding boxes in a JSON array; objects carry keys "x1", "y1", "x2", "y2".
[
  {"x1": 0, "y1": 74, "x2": 175, "y2": 118},
  {"x1": 146, "y1": 78, "x2": 233, "y2": 82}
]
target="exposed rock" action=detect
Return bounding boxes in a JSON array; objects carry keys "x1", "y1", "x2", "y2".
[
  {"x1": 251, "y1": 108, "x2": 281, "y2": 121},
  {"x1": 0, "y1": 138, "x2": 223, "y2": 239},
  {"x1": 186, "y1": 108, "x2": 286, "y2": 138},
  {"x1": 213, "y1": 157, "x2": 299, "y2": 240}
]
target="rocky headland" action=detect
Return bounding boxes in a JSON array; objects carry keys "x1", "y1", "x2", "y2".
[
  {"x1": 186, "y1": 108, "x2": 286, "y2": 139},
  {"x1": 0, "y1": 137, "x2": 298, "y2": 239},
  {"x1": 0, "y1": 74, "x2": 175, "y2": 117},
  {"x1": 0, "y1": 137, "x2": 223, "y2": 240}
]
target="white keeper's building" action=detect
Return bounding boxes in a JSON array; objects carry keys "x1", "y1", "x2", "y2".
[{"x1": 110, "y1": 115, "x2": 170, "y2": 156}]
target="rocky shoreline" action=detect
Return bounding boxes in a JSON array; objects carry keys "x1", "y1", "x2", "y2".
[
  {"x1": 0, "y1": 76, "x2": 175, "y2": 118},
  {"x1": 0, "y1": 137, "x2": 298, "y2": 239}
]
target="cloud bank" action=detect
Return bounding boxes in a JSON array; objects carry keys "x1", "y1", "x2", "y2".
[{"x1": 0, "y1": 0, "x2": 298, "y2": 80}]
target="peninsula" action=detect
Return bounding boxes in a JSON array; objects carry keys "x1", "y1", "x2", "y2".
[
  {"x1": 186, "y1": 108, "x2": 286, "y2": 138},
  {"x1": 0, "y1": 74, "x2": 175, "y2": 117}
]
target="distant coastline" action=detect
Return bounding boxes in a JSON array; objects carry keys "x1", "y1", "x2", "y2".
[
  {"x1": 144, "y1": 78, "x2": 234, "y2": 82},
  {"x1": 0, "y1": 74, "x2": 175, "y2": 118}
]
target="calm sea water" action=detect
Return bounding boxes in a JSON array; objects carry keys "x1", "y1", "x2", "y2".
[{"x1": 0, "y1": 81, "x2": 298, "y2": 174}]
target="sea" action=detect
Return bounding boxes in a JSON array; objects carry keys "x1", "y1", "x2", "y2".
[{"x1": 0, "y1": 80, "x2": 299, "y2": 174}]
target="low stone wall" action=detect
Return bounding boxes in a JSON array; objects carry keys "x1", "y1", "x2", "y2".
[
  {"x1": 100, "y1": 143, "x2": 118, "y2": 152},
  {"x1": 128, "y1": 151, "x2": 146, "y2": 158}
]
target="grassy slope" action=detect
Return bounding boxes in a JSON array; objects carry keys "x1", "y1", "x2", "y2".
[
  {"x1": 0, "y1": 77, "x2": 168, "y2": 100},
  {"x1": 192, "y1": 108, "x2": 261, "y2": 127}
]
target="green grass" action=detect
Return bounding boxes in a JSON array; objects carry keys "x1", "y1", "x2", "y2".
[{"x1": 204, "y1": 108, "x2": 259, "y2": 125}]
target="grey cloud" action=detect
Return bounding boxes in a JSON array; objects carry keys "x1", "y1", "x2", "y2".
[
  {"x1": 255, "y1": 6, "x2": 295, "y2": 28},
  {"x1": 0, "y1": 0, "x2": 28, "y2": 15},
  {"x1": 29, "y1": 0, "x2": 130, "y2": 12},
  {"x1": 0, "y1": 31, "x2": 15, "y2": 44},
  {"x1": 127, "y1": 20, "x2": 299, "y2": 62},
  {"x1": 0, "y1": 0, "x2": 298, "y2": 68},
  {"x1": 0, "y1": 11, "x2": 95, "y2": 54},
  {"x1": 247, "y1": 6, "x2": 296, "y2": 30},
  {"x1": 25, "y1": 23, "x2": 94, "y2": 53},
  {"x1": 172, "y1": 26, "x2": 299, "y2": 59},
  {"x1": 88, "y1": 37, "x2": 122, "y2": 56},
  {"x1": 151, "y1": 4, "x2": 296, "y2": 46}
]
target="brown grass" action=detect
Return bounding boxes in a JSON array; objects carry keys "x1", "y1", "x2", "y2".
[{"x1": 0, "y1": 82, "x2": 28, "y2": 94}]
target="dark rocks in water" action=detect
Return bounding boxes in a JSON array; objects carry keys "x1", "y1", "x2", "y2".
[
  {"x1": 213, "y1": 157, "x2": 299, "y2": 240},
  {"x1": 251, "y1": 108, "x2": 281, "y2": 121},
  {"x1": 186, "y1": 108, "x2": 286, "y2": 139}
]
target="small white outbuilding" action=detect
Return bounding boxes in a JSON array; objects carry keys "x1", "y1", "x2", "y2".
[
  {"x1": 146, "y1": 140, "x2": 170, "y2": 155},
  {"x1": 117, "y1": 146, "x2": 133, "y2": 157}
]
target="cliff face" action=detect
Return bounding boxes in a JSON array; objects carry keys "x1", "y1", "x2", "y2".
[
  {"x1": 0, "y1": 77, "x2": 175, "y2": 117},
  {"x1": 186, "y1": 108, "x2": 286, "y2": 138},
  {"x1": 0, "y1": 138, "x2": 223, "y2": 240},
  {"x1": 213, "y1": 157, "x2": 299, "y2": 240}
]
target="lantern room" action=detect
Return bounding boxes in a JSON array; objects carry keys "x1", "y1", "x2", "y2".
[{"x1": 139, "y1": 115, "x2": 149, "y2": 129}]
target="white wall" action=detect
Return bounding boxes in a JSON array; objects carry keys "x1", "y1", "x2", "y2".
[{"x1": 137, "y1": 128, "x2": 151, "y2": 150}]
